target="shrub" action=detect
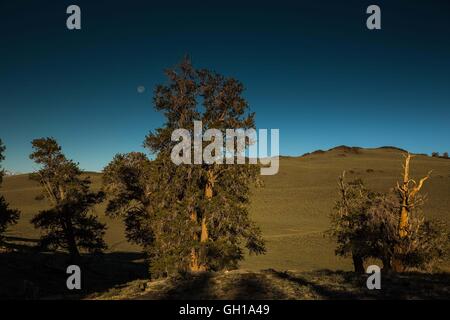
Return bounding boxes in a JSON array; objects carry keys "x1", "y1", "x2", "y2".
[{"x1": 327, "y1": 173, "x2": 380, "y2": 272}]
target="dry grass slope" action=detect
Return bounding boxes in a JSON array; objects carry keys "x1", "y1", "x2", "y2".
[{"x1": 1, "y1": 147, "x2": 450, "y2": 299}]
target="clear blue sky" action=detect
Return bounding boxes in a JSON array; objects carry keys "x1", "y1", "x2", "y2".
[{"x1": 1, "y1": 0, "x2": 449, "y2": 172}]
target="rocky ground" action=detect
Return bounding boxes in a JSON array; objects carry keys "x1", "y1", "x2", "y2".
[{"x1": 89, "y1": 269, "x2": 450, "y2": 300}]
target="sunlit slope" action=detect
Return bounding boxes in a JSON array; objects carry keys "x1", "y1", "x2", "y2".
[{"x1": 2, "y1": 147, "x2": 450, "y2": 271}]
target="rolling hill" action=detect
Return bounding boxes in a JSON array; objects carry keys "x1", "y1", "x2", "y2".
[{"x1": 1, "y1": 146, "x2": 449, "y2": 298}]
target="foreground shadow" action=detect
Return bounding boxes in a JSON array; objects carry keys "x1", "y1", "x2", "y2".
[
  {"x1": 143, "y1": 272, "x2": 218, "y2": 300},
  {"x1": 2, "y1": 238, "x2": 450, "y2": 300},
  {"x1": 269, "y1": 269, "x2": 450, "y2": 299},
  {"x1": 136, "y1": 270, "x2": 289, "y2": 300},
  {"x1": 0, "y1": 239, "x2": 147, "y2": 299}
]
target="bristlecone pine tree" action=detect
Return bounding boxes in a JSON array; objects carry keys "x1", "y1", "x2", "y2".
[
  {"x1": 327, "y1": 173, "x2": 379, "y2": 273},
  {"x1": 329, "y1": 153, "x2": 448, "y2": 273},
  {"x1": 0, "y1": 139, "x2": 20, "y2": 243},
  {"x1": 29, "y1": 138, "x2": 106, "y2": 260},
  {"x1": 103, "y1": 58, "x2": 265, "y2": 277}
]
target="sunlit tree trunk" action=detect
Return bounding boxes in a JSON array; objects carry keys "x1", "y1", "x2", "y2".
[
  {"x1": 190, "y1": 170, "x2": 215, "y2": 272},
  {"x1": 190, "y1": 210, "x2": 201, "y2": 271},
  {"x1": 189, "y1": 170, "x2": 214, "y2": 272},
  {"x1": 392, "y1": 153, "x2": 431, "y2": 272},
  {"x1": 398, "y1": 154, "x2": 411, "y2": 239},
  {"x1": 202, "y1": 170, "x2": 214, "y2": 243}
]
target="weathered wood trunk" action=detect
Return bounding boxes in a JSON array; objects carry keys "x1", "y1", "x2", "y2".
[
  {"x1": 202, "y1": 171, "x2": 213, "y2": 244},
  {"x1": 190, "y1": 210, "x2": 201, "y2": 271},
  {"x1": 392, "y1": 153, "x2": 430, "y2": 272},
  {"x1": 63, "y1": 213, "x2": 80, "y2": 263},
  {"x1": 398, "y1": 154, "x2": 411, "y2": 239},
  {"x1": 189, "y1": 170, "x2": 214, "y2": 272}
]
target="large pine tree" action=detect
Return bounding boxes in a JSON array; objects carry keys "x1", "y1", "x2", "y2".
[
  {"x1": 103, "y1": 58, "x2": 265, "y2": 277},
  {"x1": 29, "y1": 138, "x2": 106, "y2": 260},
  {"x1": 0, "y1": 139, "x2": 20, "y2": 242}
]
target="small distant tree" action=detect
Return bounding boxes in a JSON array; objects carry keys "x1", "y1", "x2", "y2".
[
  {"x1": 29, "y1": 138, "x2": 106, "y2": 260},
  {"x1": 0, "y1": 139, "x2": 20, "y2": 242},
  {"x1": 443, "y1": 152, "x2": 449, "y2": 159},
  {"x1": 431, "y1": 152, "x2": 439, "y2": 157}
]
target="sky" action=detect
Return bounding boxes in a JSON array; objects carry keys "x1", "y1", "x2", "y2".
[{"x1": 1, "y1": 0, "x2": 449, "y2": 172}]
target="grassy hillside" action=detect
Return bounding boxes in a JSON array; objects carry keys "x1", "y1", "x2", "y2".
[
  {"x1": 2, "y1": 147, "x2": 450, "y2": 276},
  {"x1": 243, "y1": 147, "x2": 450, "y2": 272}
]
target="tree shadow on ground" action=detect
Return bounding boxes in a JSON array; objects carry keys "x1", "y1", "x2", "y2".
[
  {"x1": 269, "y1": 270, "x2": 360, "y2": 299},
  {"x1": 136, "y1": 270, "x2": 289, "y2": 300},
  {"x1": 228, "y1": 272, "x2": 289, "y2": 299},
  {"x1": 93, "y1": 268, "x2": 450, "y2": 300},
  {"x1": 269, "y1": 269, "x2": 450, "y2": 299},
  {"x1": 145, "y1": 272, "x2": 218, "y2": 300},
  {"x1": 3, "y1": 237, "x2": 450, "y2": 300},
  {"x1": 0, "y1": 238, "x2": 147, "y2": 299}
]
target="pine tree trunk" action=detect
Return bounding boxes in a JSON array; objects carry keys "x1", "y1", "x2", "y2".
[
  {"x1": 392, "y1": 208, "x2": 409, "y2": 272},
  {"x1": 392, "y1": 156, "x2": 430, "y2": 273},
  {"x1": 352, "y1": 253, "x2": 365, "y2": 273},
  {"x1": 382, "y1": 256, "x2": 392, "y2": 271},
  {"x1": 399, "y1": 205, "x2": 409, "y2": 238},
  {"x1": 68, "y1": 238, "x2": 80, "y2": 262},
  {"x1": 57, "y1": 185, "x2": 80, "y2": 263},
  {"x1": 200, "y1": 217, "x2": 208, "y2": 242},
  {"x1": 190, "y1": 210, "x2": 200, "y2": 271},
  {"x1": 393, "y1": 207, "x2": 409, "y2": 272},
  {"x1": 201, "y1": 180, "x2": 211, "y2": 245},
  {"x1": 198, "y1": 171, "x2": 214, "y2": 271},
  {"x1": 392, "y1": 258, "x2": 405, "y2": 272},
  {"x1": 189, "y1": 171, "x2": 214, "y2": 272},
  {"x1": 65, "y1": 216, "x2": 80, "y2": 262},
  {"x1": 393, "y1": 154, "x2": 411, "y2": 272},
  {"x1": 202, "y1": 171, "x2": 213, "y2": 244},
  {"x1": 59, "y1": 188, "x2": 80, "y2": 263},
  {"x1": 398, "y1": 154, "x2": 410, "y2": 239}
]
